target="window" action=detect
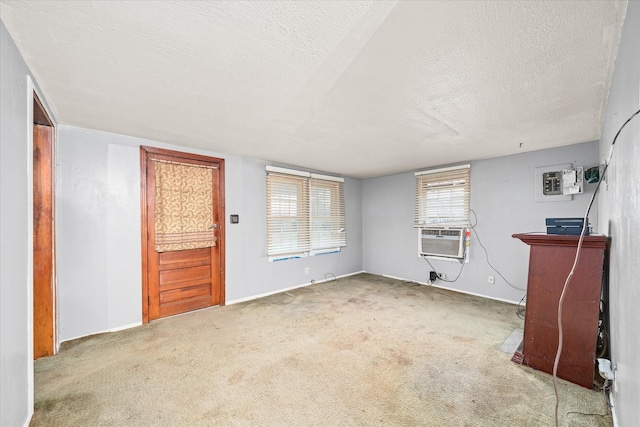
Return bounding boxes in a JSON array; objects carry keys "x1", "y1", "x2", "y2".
[
  {"x1": 267, "y1": 166, "x2": 346, "y2": 260},
  {"x1": 414, "y1": 164, "x2": 470, "y2": 227},
  {"x1": 310, "y1": 176, "x2": 346, "y2": 251}
]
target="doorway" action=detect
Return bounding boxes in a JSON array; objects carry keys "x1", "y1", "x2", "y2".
[
  {"x1": 33, "y1": 93, "x2": 55, "y2": 359},
  {"x1": 140, "y1": 146, "x2": 225, "y2": 322}
]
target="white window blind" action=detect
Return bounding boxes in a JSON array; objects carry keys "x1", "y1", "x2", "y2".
[
  {"x1": 267, "y1": 167, "x2": 345, "y2": 258},
  {"x1": 415, "y1": 165, "x2": 470, "y2": 227},
  {"x1": 310, "y1": 176, "x2": 346, "y2": 250},
  {"x1": 266, "y1": 172, "x2": 310, "y2": 256}
]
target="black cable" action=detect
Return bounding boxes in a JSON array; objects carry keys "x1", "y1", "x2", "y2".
[
  {"x1": 324, "y1": 272, "x2": 338, "y2": 282},
  {"x1": 469, "y1": 209, "x2": 527, "y2": 291},
  {"x1": 553, "y1": 107, "x2": 640, "y2": 427},
  {"x1": 421, "y1": 255, "x2": 465, "y2": 283},
  {"x1": 595, "y1": 299, "x2": 608, "y2": 358},
  {"x1": 586, "y1": 108, "x2": 640, "y2": 215},
  {"x1": 516, "y1": 294, "x2": 526, "y2": 320},
  {"x1": 566, "y1": 412, "x2": 610, "y2": 418}
]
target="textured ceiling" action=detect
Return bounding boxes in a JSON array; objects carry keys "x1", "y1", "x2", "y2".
[{"x1": 0, "y1": 1, "x2": 627, "y2": 178}]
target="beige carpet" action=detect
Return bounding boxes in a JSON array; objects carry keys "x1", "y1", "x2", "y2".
[{"x1": 32, "y1": 273, "x2": 611, "y2": 426}]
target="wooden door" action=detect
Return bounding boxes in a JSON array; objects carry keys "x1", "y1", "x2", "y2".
[
  {"x1": 33, "y1": 124, "x2": 55, "y2": 358},
  {"x1": 141, "y1": 146, "x2": 225, "y2": 322}
]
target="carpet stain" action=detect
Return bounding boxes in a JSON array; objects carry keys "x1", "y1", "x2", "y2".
[
  {"x1": 32, "y1": 392, "x2": 97, "y2": 426},
  {"x1": 384, "y1": 348, "x2": 413, "y2": 366},
  {"x1": 357, "y1": 331, "x2": 370, "y2": 342},
  {"x1": 394, "y1": 354, "x2": 413, "y2": 366},
  {"x1": 330, "y1": 340, "x2": 355, "y2": 350},
  {"x1": 35, "y1": 392, "x2": 95, "y2": 412},
  {"x1": 228, "y1": 370, "x2": 245, "y2": 385},
  {"x1": 328, "y1": 330, "x2": 370, "y2": 350}
]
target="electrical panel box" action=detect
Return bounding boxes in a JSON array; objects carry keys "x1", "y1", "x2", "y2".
[
  {"x1": 542, "y1": 171, "x2": 562, "y2": 195},
  {"x1": 534, "y1": 163, "x2": 581, "y2": 203},
  {"x1": 541, "y1": 167, "x2": 583, "y2": 196}
]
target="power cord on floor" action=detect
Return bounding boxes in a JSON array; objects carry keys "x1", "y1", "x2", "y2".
[
  {"x1": 401, "y1": 279, "x2": 426, "y2": 286},
  {"x1": 422, "y1": 255, "x2": 465, "y2": 283},
  {"x1": 566, "y1": 412, "x2": 611, "y2": 418},
  {"x1": 553, "y1": 107, "x2": 640, "y2": 427},
  {"x1": 469, "y1": 209, "x2": 526, "y2": 291}
]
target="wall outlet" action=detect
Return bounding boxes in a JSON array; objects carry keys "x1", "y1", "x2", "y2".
[
  {"x1": 304, "y1": 267, "x2": 310, "y2": 275},
  {"x1": 488, "y1": 276, "x2": 495, "y2": 284}
]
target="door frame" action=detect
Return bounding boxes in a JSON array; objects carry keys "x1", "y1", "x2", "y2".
[
  {"x1": 140, "y1": 146, "x2": 225, "y2": 323},
  {"x1": 33, "y1": 91, "x2": 56, "y2": 359}
]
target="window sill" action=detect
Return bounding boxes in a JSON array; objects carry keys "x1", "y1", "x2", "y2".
[{"x1": 269, "y1": 247, "x2": 342, "y2": 262}]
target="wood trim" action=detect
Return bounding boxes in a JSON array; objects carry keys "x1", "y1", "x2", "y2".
[
  {"x1": 33, "y1": 93, "x2": 54, "y2": 127},
  {"x1": 33, "y1": 125, "x2": 55, "y2": 358},
  {"x1": 512, "y1": 233, "x2": 608, "y2": 249},
  {"x1": 141, "y1": 145, "x2": 223, "y2": 164},
  {"x1": 140, "y1": 146, "x2": 150, "y2": 323},
  {"x1": 147, "y1": 162, "x2": 160, "y2": 320},
  {"x1": 218, "y1": 159, "x2": 226, "y2": 306},
  {"x1": 50, "y1": 122, "x2": 57, "y2": 350},
  {"x1": 33, "y1": 89, "x2": 56, "y2": 358}
]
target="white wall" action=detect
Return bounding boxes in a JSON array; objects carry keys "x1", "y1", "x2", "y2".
[
  {"x1": 597, "y1": 1, "x2": 640, "y2": 424},
  {"x1": 363, "y1": 141, "x2": 599, "y2": 303},
  {"x1": 56, "y1": 126, "x2": 363, "y2": 342},
  {"x1": 0, "y1": 20, "x2": 55, "y2": 427},
  {"x1": 56, "y1": 130, "x2": 141, "y2": 340}
]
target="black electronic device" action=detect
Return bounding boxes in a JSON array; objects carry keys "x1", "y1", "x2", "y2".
[{"x1": 546, "y1": 217, "x2": 589, "y2": 235}]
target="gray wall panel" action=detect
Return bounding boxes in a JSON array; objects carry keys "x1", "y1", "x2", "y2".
[
  {"x1": 597, "y1": 1, "x2": 640, "y2": 423},
  {"x1": 363, "y1": 142, "x2": 599, "y2": 303}
]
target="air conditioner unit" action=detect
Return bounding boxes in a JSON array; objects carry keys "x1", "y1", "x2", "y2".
[{"x1": 419, "y1": 227, "x2": 465, "y2": 259}]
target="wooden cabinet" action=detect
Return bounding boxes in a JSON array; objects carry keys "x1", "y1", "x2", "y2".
[{"x1": 512, "y1": 233, "x2": 607, "y2": 389}]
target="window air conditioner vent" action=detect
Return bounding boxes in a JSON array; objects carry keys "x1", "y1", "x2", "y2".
[
  {"x1": 439, "y1": 229, "x2": 462, "y2": 237},
  {"x1": 419, "y1": 227, "x2": 465, "y2": 259}
]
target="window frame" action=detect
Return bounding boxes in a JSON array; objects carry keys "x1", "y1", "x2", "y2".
[
  {"x1": 266, "y1": 166, "x2": 346, "y2": 261},
  {"x1": 414, "y1": 164, "x2": 471, "y2": 228}
]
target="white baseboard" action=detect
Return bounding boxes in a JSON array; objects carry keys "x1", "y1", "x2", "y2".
[
  {"x1": 382, "y1": 273, "x2": 414, "y2": 282},
  {"x1": 226, "y1": 270, "x2": 366, "y2": 305},
  {"x1": 610, "y1": 391, "x2": 618, "y2": 427},
  {"x1": 381, "y1": 273, "x2": 521, "y2": 305},
  {"x1": 58, "y1": 271, "x2": 369, "y2": 343},
  {"x1": 107, "y1": 322, "x2": 143, "y2": 333},
  {"x1": 59, "y1": 322, "x2": 142, "y2": 346},
  {"x1": 58, "y1": 270, "x2": 517, "y2": 346}
]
